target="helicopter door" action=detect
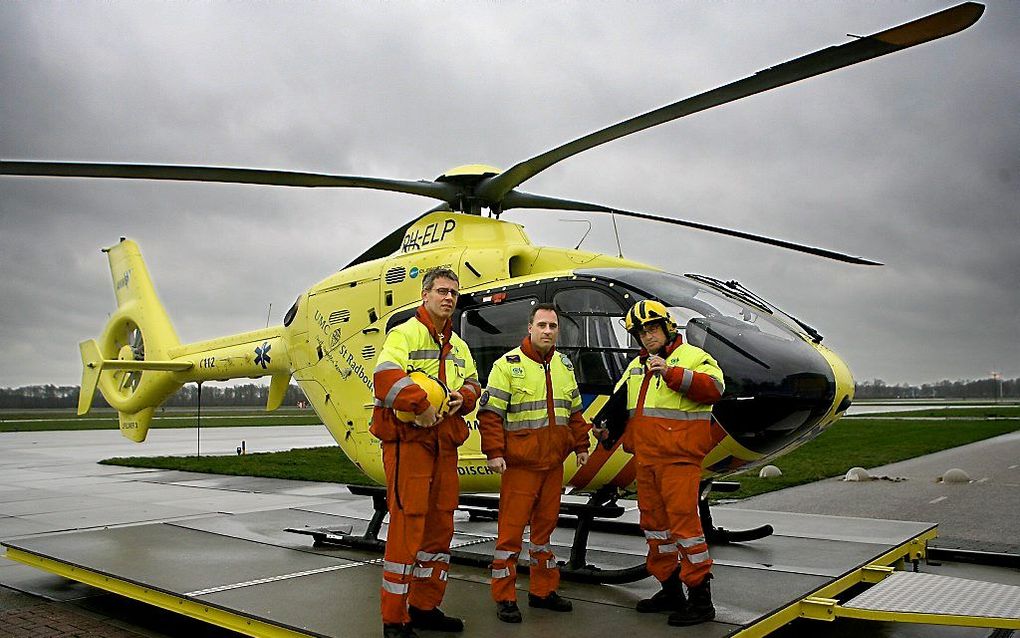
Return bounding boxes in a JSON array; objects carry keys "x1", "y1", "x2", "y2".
[{"x1": 460, "y1": 294, "x2": 542, "y2": 387}]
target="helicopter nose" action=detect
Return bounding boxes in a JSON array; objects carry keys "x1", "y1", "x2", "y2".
[{"x1": 814, "y1": 342, "x2": 855, "y2": 422}]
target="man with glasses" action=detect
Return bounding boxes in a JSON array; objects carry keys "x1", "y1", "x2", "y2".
[
  {"x1": 617, "y1": 300, "x2": 725, "y2": 626},
  {"x1": 478, "y1": 303, "x2": 591, "y2": 623},
  {"x1": 372, "y1": 268, "x2": 481, "y2": 638}
]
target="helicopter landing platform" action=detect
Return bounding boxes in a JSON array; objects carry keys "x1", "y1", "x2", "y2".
[{"x1": 4, "y1": 502, "x2": 1018, "y2": 637}]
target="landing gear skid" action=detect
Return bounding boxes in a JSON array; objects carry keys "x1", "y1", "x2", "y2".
[
  {"x1": 701, "y1": 480, "x2": 774, "y2": 544},
  {"x1": 286, "y1": 480, "x2": 772, "y2": 585}
]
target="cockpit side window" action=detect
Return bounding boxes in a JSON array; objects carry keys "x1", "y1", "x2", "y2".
[
  {"x1": 553, "y1": 287, "x2": 635, "y2": 391},
  {"x1": 460, "y1": 298, "x2": 537, "y2": 386}
]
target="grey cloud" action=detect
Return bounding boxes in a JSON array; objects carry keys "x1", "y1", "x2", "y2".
[{"x1": 2, "y1": 1, "x2": 1018, "y2": 387}]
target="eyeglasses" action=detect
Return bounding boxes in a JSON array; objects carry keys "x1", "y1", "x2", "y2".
[
  {"x1": 635, "y1": 324, "x2": 662, "y2": 336},
  {"x1": 430, "y1": 287, "x2": 460, "y2": 299}
]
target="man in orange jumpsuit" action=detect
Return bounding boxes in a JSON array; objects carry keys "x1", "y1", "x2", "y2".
[
  {"x1": 618, "y1": 300, "x2": 724, "y2": 626},
  {"x1": 371, "y1": 268, "x2": 481, "y2": 638},
  {"x1": 478, "y1": 303, "x2": 591, "y2": 623}
]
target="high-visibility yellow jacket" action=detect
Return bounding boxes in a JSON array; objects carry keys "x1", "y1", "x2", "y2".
[
  {"x1": 371, "y1": 306, "x2": 480, "y2": 449},
  {"x1": 479, "y1": 337, "x2": 589, "y2": 470},
  {"x1": 622, "y1": 335, "x2": 725, "y2": 466}
]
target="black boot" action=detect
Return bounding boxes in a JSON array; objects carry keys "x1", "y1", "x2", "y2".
[
  {"x1": 528, "y1": 591, "x2": 573, "y2": 612},
  {"x1": 383, "y1": 623, "x2": 418, "y2": 638},
  {"x1": 668, "y1": 574, "x2": 715, "y2": 626},
  {"x1": 636, "y1": 568, "x2": 685, "y2": 613},
  {"x1": 496, "y1": 600, "x2": 523, "y2": 623},
  {"x1": 408, "y1": 606, "x2": 464, "y2": 632}
]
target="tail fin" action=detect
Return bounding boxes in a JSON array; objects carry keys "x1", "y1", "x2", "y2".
[
  {"x1": 81, "y1": 238, "x2": 293, "y2": 442},
  {"x1": 83, "y1": 239, "x2": 186, "y2": 441}
]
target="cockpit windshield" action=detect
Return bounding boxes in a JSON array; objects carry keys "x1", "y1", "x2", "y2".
[
  {"x1": 576, "y1": 268, "x2": 836, "y2": 458},
  {"x1": 579, "y1": 269, "x2": 800, "y2": 346}
]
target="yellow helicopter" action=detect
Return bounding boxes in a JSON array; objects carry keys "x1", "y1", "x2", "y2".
[{"x1": 0, "y1": 3, "x2": 982, "y2": 576}]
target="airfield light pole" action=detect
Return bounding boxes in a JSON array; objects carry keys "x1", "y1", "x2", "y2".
[
  {"x1": 991, "y1": 371, "x2": 1002, "y2": 403},
  {"x1": 196, "y1": 381, "x2": 203, "y2": 457}
]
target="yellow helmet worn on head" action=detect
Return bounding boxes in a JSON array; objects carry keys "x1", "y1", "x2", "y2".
[
  {"x1": 625, "y1": 300, "x2": 677, "y2": 335},
  {"x1": 394, "y1": 370, "x2": 450, "y2": 423}
]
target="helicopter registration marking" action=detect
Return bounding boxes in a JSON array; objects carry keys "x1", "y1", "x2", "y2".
[{"x1": 401, "y1": 219, "x2": 457, "y2": 252}]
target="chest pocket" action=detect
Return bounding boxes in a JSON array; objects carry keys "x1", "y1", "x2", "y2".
[{"x1": 509, "y1": 379, "x2": 536, "y2": 400}]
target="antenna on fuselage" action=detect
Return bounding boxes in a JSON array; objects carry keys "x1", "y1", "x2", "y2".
[
  {"x1": 560, "y1": 219, "x2": 592, "y2": 249},
  {"x1": 611, "y1": 212, "x2": 624, "y2": 258}
]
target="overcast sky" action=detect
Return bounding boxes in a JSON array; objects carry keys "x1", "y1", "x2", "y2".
[{"x1": 1, "y1": 1, "x2": 1017, "y2": 389}]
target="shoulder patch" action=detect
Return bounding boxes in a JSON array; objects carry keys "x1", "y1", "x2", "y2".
[
  {"x1": 505, "y1": 354, "x2": 521, "y2": 363},
  {"x1": 559, "y1": 353, "x2": 574, "y2": 370},
  {"x1": 479, "y1": 390, "x2": 490, "y2": 407}
]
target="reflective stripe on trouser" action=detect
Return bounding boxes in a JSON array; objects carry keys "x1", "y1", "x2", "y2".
[
  {"x1": 380, "y1": 441, "x2": 458, "y2": 624},
  {"x1": 491, "y1": 465, "x2": 564, "y2": 602},
  {"x1": 636, "y1": 462, "x2": 712, "y2": 587}
]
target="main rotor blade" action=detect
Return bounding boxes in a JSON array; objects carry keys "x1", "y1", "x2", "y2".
[
  {"x1": 501, "y1": 191, "x2": 882, "y2": 265},
  {"x1": 476, "y1": 3, "x2": 984, "y2": 202},
  {"x1": 343, "y1": 205, "x2": 453, "y2": 269},
  {"x1": 0, "y1": 161, "x2": 461, "y2": 203}
]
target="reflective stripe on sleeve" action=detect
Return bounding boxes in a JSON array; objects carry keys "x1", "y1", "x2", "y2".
[
  {"x1": 491, "y1": 567, "x2": 510, "y2": 579},
  {"x1": 413, "y1": 567, "x2": 433, "y2": 578},
  {"x1": 383, "y1": 375, "x2": 414, "y2": 408},
  {"x1": 486, "y1": 387, "x2": 511, "y2": 402},
  {"x1": 374, "y1": 361, "x2": 403, "y2": 373},
  {"x1": 644, "y1": 529, "x2": 670, "y2": 540},
  {"x1": 478, "y1": 403, "x2": 507, "y2": 418},
  {"x1": 679, "y1": 369, "x2": 694, "y2": 393},
  {"x1": 658, "y1": 543, "x2": 678, "y2": 554}
]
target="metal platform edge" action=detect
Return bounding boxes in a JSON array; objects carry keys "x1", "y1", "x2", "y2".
[
  {"x1": 725, "y1": 524, "x2": 939, "y2": 637},
  {"x1": 2, "y1": 545, "x2": 316, "y2": 638},
  {"x1": 4, "y1": 520, "x2": 951, "y2": 638}
]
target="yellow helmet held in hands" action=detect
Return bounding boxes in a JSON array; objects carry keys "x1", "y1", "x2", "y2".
[
  {"x1": 624, "y1": 300, "x2": 678, "y2": 336},
  {"x1": 394, "y1": 370, "x2": 451, "y2": 423}
]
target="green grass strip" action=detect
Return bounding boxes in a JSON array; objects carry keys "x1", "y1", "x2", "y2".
[
  {"x1": 854, "y1": 406, "x2": 1020, "y2": 418},
  {"x1": 101, "y1": 446, "x2": 374, "y2": 485},
  {"x1": 100, "y1": 416, "x2": 1019, "y2": 500},
  {"x1": 723, "y1": 417, "x2": 1019, "y2": 499}
]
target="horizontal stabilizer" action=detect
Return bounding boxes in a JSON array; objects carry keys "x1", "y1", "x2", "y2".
[
  {"x1": 77, "y1": 338, "x2": 193, "y2": 415},
  {"x1": 96, "y1": 360, "x2": 194, "y2": 372}
]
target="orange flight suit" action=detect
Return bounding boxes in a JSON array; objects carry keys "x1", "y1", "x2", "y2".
[
  {"x1": 622, "y1": 334, "x2": 724, "y2": 589},
  {"x1": 372, "y1": 306, "x2": 481, "y2": 626},
  {"x1": 478, "y1": 337, "x2": 589, "y2": 602}
]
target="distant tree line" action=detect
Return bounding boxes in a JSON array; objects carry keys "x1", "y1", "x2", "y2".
[
  {"x1": 854, "y1": 377, "x2": 1018, "y2": 399},
  {"x1": 3, "y1": 377, "x2": 1017, "y2": 409},
  {"x1": 0, "y1": 383, "x2": 308, "y2": 409}
]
